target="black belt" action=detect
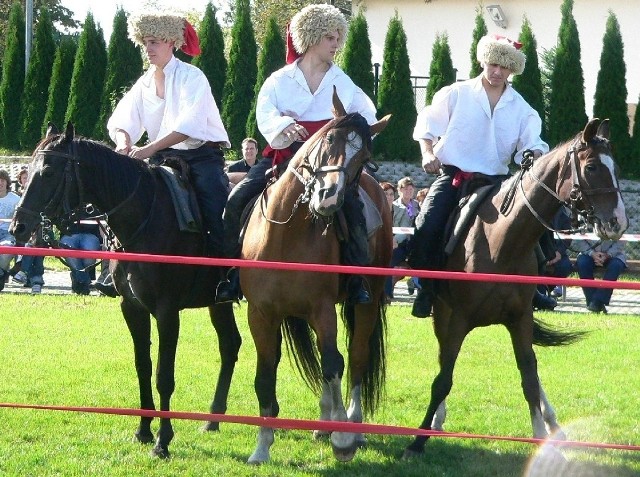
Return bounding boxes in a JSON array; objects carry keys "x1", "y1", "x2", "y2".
[{"x1": 204, "y1": 141, "x2": 225, "y2": 150}]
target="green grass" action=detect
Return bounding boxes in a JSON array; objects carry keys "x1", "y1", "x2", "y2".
[{"x1": 0, "y1": 295, "x2": 638, "y2": 476}]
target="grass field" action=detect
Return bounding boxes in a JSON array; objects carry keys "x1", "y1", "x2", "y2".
[{"x1": 0, "y1": 294, "x2": 638, "y2": 476}]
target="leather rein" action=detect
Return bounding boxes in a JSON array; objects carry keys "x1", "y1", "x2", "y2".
[{"x1": 500, "y1": 139, "x2": 620, "y2": 234}]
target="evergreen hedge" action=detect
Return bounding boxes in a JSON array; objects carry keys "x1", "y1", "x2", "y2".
[
  {"x1": 0, "y1": 2, "x2": 25, "y2": 149},
  {"x1": 193, "y1": 3, "x2": 227, "y2": 110},
  {"x1": 425, "y1": 32, "x2": 455, "y2": 106},
  {"x1": 43, "y1": 37, "x2": 77, "y2": 134},
  {"x1": 339, "y1": 10, "x2": 375, "y2": 101},
  {"x1": 468, "y1": 7, "x2": 487, "y2": 79}
]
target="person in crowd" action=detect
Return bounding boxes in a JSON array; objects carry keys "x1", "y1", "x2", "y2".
[
  {"x1": 381, "y1": 181, "x2": 397, "y2": 302},
  {"x1": 0, "y1": 169, "x2": 20, "y2": 291},
  {"x1": 226, "y1": 137, "x2": 259, "y2": 190},
  {"x1": 60, "y1": 220, "x2": 102, "y2": 295},
  {"x1": 107, "y1": 13, "x2": 229, "y2": 264},
  {"x1": 390, "y1": 177, "x2": 420, "y2": 300},
  {"x1": 409, "y1": 34, "x2": 548, "y2": 318},
  {"x1": 215, "y1": 4, "x2": 378, "y2": 305},
  {"x1": 575, "y1": 239, "x2": 627, "y2": 314}
]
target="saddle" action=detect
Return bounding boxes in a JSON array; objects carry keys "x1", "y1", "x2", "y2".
[
  {"x1": 443, "y1": 174, "x2": 505, "y2": 256},
  {"x1": 150, "y1": 157, "x2": 202, "y2": 234}
]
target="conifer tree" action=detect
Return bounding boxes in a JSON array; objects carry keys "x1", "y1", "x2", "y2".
[
  {"x1": 469, "y1": 5, "x2": 487, "y2": 79},
  {"x1": 339, "y1": 10, "x2": 375, "y2": 101},
  {"x1": 547, "y1": 0, "x2": 587, "y2": 147},
  {"x1": 221, "y1": 0, "x2": 257, "y2": 150},
  {"x1": 425, "y1": 32, "x2": 455, "y2": 106},
  {"x1": 593, "y1": 11, "x2": 631, "y2": 173},
  {"x1": 65, "y1": 13, "x2": 107, "y2": 137},
  {"x1": 375, "y1": 12, "x2": 418, "y2": 162},
  {"x1": 0, "y1": 1, "x2": 25, "y2": 149},
  {"x1": 512, "y1": 16, "x2": 546, "y2": 139},
  {"x1": 245, "y1": 15, "x2": 285, "y2": 148},
  {"x1": 20, "y1": 8, "x2": 56, "y2": 149},
  {"x1": 95, "y1": 8, "x2": 143, "y2": 140},
  {"x1": 43, "y1": 37, "x2": 77, "y2": 134},
  {"x1": 193, "y1": 3, "x2": 227, "y2": 109}
]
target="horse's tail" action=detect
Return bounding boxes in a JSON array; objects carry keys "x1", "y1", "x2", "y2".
[
  {"x1": 341, "y1": 299, "x2": 388, "y2": 417},
  {"x1": 282, "y1": 316, "x2": 323, "y2": 395},
  {"x1": 533, "y1": 318, "x2": 587, "y2": 347}
]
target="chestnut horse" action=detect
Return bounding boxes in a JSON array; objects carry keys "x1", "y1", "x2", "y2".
[
  {"x1": 10, "y1": 124, "x2": 241, "y2": 458},
  {"x1": 404, "y1": 119, "x2": 628, "y2": 458},
  {"x1": 240, "y1": 92, "x2": 392, "y2": 464}
]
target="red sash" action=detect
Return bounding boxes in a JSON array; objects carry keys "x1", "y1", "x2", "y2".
[{"x1": 262, "y1": 119, "x2": 330, "y2": 167}]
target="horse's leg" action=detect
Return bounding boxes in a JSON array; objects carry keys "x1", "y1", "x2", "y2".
[
  {"x1": 507, "y1": 319, "x2": 548, "y2": 439},
  {"x1": 247, "y1": 304, "x2": 281, "y2": 465},
  {"x1": 151, "y1": 307, "x2": 180, "y2": 458},
  {"x1": 431, "y1": 400, "x2": 447, "y2": 431},
  {"x1": 404, "y1": 311, "x2": 468, "y2": 458},
  {"x1": 121, "y1": 298, "x2": 155, "y2": 445},
  {"x1": 202, "y1": 302, "x2": 242, "y2": 432},
  {"x1": 539, "y1": 383, "x2": 566, "y2": 440}
]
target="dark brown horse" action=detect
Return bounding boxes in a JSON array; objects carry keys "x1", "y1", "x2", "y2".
[
  {"x1": 404, "y1": 119, "x2": 628, "y2": 458},
  {"x1": 10, "y1": 124, "x2": 241, "y2": 458},
  {"x1": 240, "y1": 92, "x2": 392, "y2": 464}
]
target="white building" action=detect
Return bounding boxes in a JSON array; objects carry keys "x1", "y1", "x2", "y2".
[{"x1": 353, "y1": 0, "x2": 639, "y2": 122}]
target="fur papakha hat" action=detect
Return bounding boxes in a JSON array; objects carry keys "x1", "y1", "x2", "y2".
[
  {"x1": 128, "y1": 14, "x2": 187, "y2": 49},
  {"x1": 476, "y1": 34, "x2": 526, "y2": 75},
  {"x1": 290, "y1": 4, "x2": 348, "y2": 54}
]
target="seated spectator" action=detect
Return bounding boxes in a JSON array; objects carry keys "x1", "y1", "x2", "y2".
[
  {"x1": 12, "y1": 246, "x2": 45, "y2": 294},
  {"x1": 575, "y1": 239, "x2": 627, "y2": 314},
  {"x1": 226, "y1": 137, "x2": 258, "y2": 190},
  {"x1": 0, "y1": 169, "x2": 20, "y2": 290},
  {"x1": 60, "y1": 219, "x2": 102, "y2": 295},
  {"x1": 388, "y1": 177, "x2": 420, "y2": 305}
]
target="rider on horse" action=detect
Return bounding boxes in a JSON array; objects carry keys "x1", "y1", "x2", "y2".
[
  {"x1": 216, "y1": 4, "x2": 379, "y2": 304},
  {"x1": 409, "y1": 34, "x2": 549, "y2": 318},
  {"x1": 107, "y1": 13, "x2": 229, "y2": 260}
]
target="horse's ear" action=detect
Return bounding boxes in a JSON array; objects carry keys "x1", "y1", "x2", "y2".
[
  {"x1": 596, "y1": 119, "x2": 610, "y2": 140},
  {"x1": 370, "y1": 114, "x2": 392, "y2": 137},
  {"x1": 582, "y1": 118, "x2": 600, "y2": 143},
  {"x1": 64, "y1": 122, "x2": 75, "y2": 141},
  {"x1": 332, "y1": 86, "x2": 347, "y2": 118},
  {"x1": 45, "y1": 122, "x2": 59, "y2": 137}
]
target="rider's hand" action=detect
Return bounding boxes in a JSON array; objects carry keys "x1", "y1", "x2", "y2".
[{"x1": 421, "y1": 151, "x2": 441, "y2": 174}]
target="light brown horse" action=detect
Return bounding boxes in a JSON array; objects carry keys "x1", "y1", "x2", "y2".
[
  {"x1": 240, "y1": 91, "x2": 392, "y2": 464},
  {"x1": 404, "y1": 119, "x2": 628, "y2": 458}
]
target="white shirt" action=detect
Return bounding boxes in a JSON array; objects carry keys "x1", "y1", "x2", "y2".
[
  {"x1": 0, "y1": 191, "x2": 19, "y2": 232},
  {"x1": 256, "y1": 61, "x2": 377, "y2": 149},
  {"x1": 413, "y1": 76, "x2": 548, "y2": 175},
  {"x1": 107, "y1": 56, "x2": 230, "y2": 149}
]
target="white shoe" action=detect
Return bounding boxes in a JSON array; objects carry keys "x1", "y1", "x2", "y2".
[
  {"x1": 31, "y1": 284, "x2": 42, "y2": 294},
  {"x1": 13, "y1": 271, "x2": 28, "y2": 284}
]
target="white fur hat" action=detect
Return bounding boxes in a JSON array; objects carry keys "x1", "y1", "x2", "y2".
[
  {"x1": 476, "y1": 34, "x2": 526, "y2": 75},
  {"x1": 128, "y1": 14, "x2": 186, "y2": 49},
  {"x1": 290, "y1": 4, "x2": 348, "y2": 54}
]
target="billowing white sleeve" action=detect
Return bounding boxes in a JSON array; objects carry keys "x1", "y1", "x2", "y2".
[
  {"x1": 256, "y1": 75, "x2": 295, "y2": 148},
  {"x1": 107, "y1": 80, "x2": 145, "y2": 144},
  {"x1": 412, "y1": 87, "x2": 454, "y2": 143}
]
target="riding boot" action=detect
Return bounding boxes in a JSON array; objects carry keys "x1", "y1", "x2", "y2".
[
  {"x1": 215, "y1": 267, "x2": 241, "y2": 303},
  {"x1": 341, "y1": 189, "x2": 372, "y2": 305},
  {"x1": 347, "y1": 275, "x2": 371, "y2": 305},
  {"x1": 411, "y1": 278, "x2": 434, "y2": 318}
]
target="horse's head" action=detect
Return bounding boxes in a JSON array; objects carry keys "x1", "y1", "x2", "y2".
[
  {"x1": 562, "y1": 118, "x2": 628, "y2": 240},
  {"x1": 299, "y1": 87, "x2": 389, "y2": 217},
  {"x1": 10, "y1": 123, "x2": 83, "y2": 242}
]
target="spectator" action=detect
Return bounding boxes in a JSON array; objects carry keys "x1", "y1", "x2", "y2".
[
  {"x1": 391, "y1": 177, "x2": 420, "y2": 299},
  {"x1": 226, "y1": 137, "x2": 259, "y2": 190},
  {"x1": 380, "y1": 181, "x2": 397, "y2": 302},
  {"x1": 575, "y1": 239, "x2": 627, "y2": 314},
  {"x1": 60, "y1": 220, "x2": 102, "y2": 295},
  {"x1": 0, "y1": 169, "x2": 20, "y2": 290}
]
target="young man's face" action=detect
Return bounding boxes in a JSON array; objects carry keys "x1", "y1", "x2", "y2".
[
  {"x1": 308, "y1": 30, "x2": 340, "y2": 63},
  {"x1": 142, "y1": 36, "x2": 175, "y2": 67},
  {"x1": 482, "y1": 63, "x2": 512, "y2": 87},
  {"x1": 242, "y1": 141, "x2": 258, "y2": 165}
]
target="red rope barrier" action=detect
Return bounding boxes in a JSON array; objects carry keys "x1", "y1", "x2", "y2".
[
  {"x1": 4, "y1": 246, "x2": 640, "y2": 291},
  {"x1": 1, "y1": 402, "x2": 638, "y2": 452}
]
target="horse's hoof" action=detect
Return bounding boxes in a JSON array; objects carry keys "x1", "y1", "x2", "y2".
[
  {"x1": 134, "y1": 430, "x2": 154, "y2": 444},
  {"x1": 201, "y1": 421, "x2": 220, "y2": 432},
  {"x1": 313, "y1": 429, "x2": 331, "y2": 440},
  {"x1": 150, "y1": 445, "x2": 170, "y2": 459},
  {"x1": 247, "y1": 450, "x2": 269, "y2": 465},
  {"x1": 332, "y1": 443, "x2": 358, "y2": 462},
  {"x1": 402, "y1": 448, "x2": 423, "y2": 460}
]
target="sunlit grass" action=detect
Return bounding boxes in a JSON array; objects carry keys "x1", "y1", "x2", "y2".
[{"x1": 0, "y1": 295, "x2": 638, "y2": 476}]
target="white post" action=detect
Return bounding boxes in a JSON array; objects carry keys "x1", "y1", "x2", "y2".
[{"x1": 25, "y1": 0, "x2": 34, "y2": 74}]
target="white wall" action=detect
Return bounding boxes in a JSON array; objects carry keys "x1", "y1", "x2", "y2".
[{"x1": 355, "y1": 0, "x2": 639, "y2": 117}]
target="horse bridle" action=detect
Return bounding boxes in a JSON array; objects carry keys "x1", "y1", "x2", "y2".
[
  {"x1": 503, "y1": 138, "x2": 621, "y2": 233},
  {"x1": 261, "y1": 120, "x2": 372, "y2": 225},
  {"x1": 18, "y1": 141, "x2": 151, "y2": 250}
]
